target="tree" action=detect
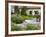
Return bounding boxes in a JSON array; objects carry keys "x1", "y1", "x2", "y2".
[
  {"x1": 14, "y1": 6, "x2": 20, "y2": 16},
  {"x1": 21, "y1": 6, "x2": 27, "y2": 16},
  {"x1": 35, "y1": 15, "x2": 40, "y2": 22}
]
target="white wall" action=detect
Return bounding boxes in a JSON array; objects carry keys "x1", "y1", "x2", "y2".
[
  {"x1": 0, "y1": 0, "x2": 5, "y2": 37},
  {"x1": 0, "y1": 0, "x2": 46, "y2": 37}
]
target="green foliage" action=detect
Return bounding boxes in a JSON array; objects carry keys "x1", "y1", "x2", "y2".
[
  {"x1": 14, "y1": 6, "x2": 20, "y2": 16},
  {"x1": 34, "y1": 14, "x2": 40, "y2": 18},
  {"x1": 26, "y1": 24, "x2": 40, "y2": 30},
  {"x1": 11, "y1": 16, "x2": 24, "y2": 24},
  {"x1": 20, "y1": 15, "x2": 33, "y2": 20},
  {"x1": 15, "y1": 16, "x2": 24, "y2": 24},
  {"x1": 11, "y1": 15, "x2": 36, "y2": 24},
  {"x1": 11, "y1": 16, "x2": 16, "y2": 23},
  {"x1": 21, "y1": 6, "x2": 27, "y2": 16},
  {"x1": 11, "y1": 23, "x2": 22, "y2": 31},
  {"x1": 11, "y1": 23, "x2": 40, "y2": 31},
  {"x1": 11, "y1": 6, "x2": 40, "y2": 31},
  {"x1": 14, "y1": 6, "x2": 28, "y2": 16},
  {"x1": 36, "y1": 15, "x2": 40, "y2": 19}
]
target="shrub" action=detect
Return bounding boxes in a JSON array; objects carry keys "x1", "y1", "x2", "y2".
[
  {"x1": 11, "y1": 23, "x2": 22, "y2": 31},
  {"x1": 21, "y1": 6, "x2": 27, "y2": 16},
  {"x1": 21, "y1": 15, "x2": 33, "y2": 20},
  {"x1": 26, "y1": 24, "x2": 40, "y2": 30},
  {"x1": 11, "y1": 16, "x2": 16, "y2": 23},
  {"x1": 11, "y1": 16, "x2": 24, "y2": 24}
]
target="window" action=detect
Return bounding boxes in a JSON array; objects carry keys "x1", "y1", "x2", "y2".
[
  {"x1": 30, "y1": 11, "x2": 32, "y2": 14},
  {"x1": 34, "y1": 11, "x2": 39, "y2": 14}
]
